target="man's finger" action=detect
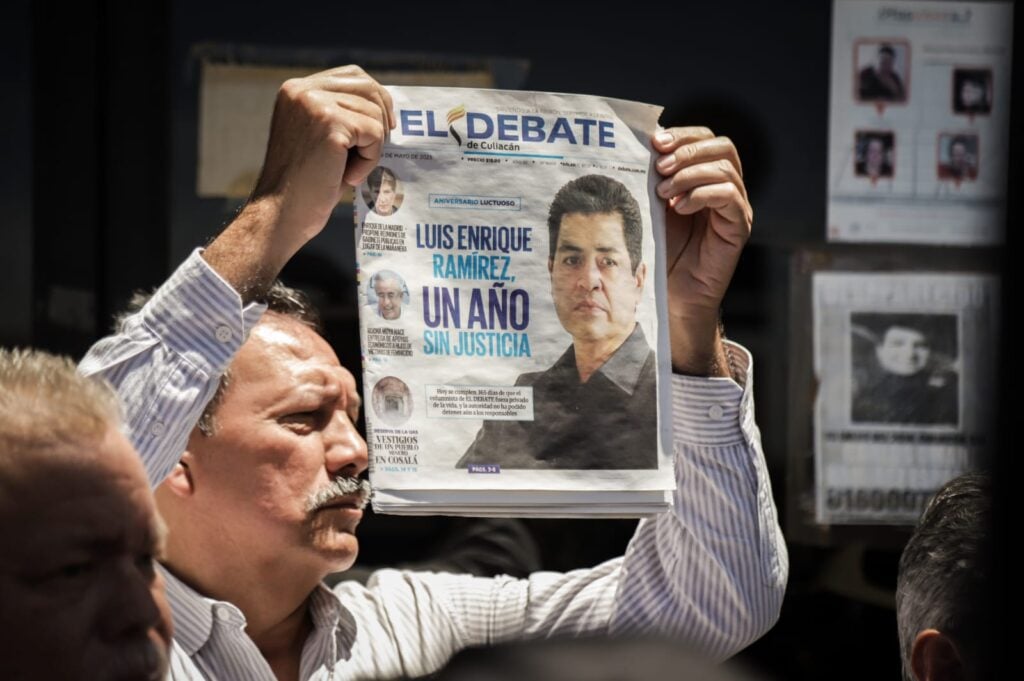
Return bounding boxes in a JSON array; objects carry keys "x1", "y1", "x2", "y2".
[
  {"x1": 652, "y1": 126, "x2": 715, "y2": 152},
  {"x1": 377, "y1": 82, "x2": 396, "y2": 130},
  {"x1": 343, "y1": 152, "x2": 380, "y2": 187},
  {"x1": 671, "y1": 182, "x2": 752, "y2": 241},
  {"x1": 294, "y1": 90, "x2": 386, "y2": 157},
  {"x1": 335, "y1": 110, "x2": 389, "y2": 186},
  {"x1": 331, "y1": 92, "x2": 389, "y2": 136},
  {"x1": 312, "y1": 75, "x2": 393, "y2": 132},
  {"x1": 657, "y1": 159, "x2": 747, "y2": 203},
  {"x1": 655, "y1": 136, "x2": 744, "y2": 178}
]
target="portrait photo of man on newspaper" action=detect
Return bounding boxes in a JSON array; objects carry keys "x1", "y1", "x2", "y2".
[{"x1": 457, "y1": 174, "x2": 657, "y2": 470}]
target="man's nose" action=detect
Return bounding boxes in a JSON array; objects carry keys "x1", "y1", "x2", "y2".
[
  {"x1": 99, "y1": 559, "x2": 163, "y2": 642},
  {"x1": 577, "y1": 257, "x2": 602, "y2": 290},
  {"x1": 324, "y1": 409, "x2": 369, "y2": 477}
]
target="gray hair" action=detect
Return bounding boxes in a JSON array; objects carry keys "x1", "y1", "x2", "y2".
[
  {"x1": 370, "y1": 270, "x2": 404, "y2": 289},
  {"x1": 0, "y1": 348, "x2": 121, "y2": 460},
  {"x1": 305, "y1": 476, "x2": 372, "y2": 513},
  {"x1": 895, "y1": 472, "x2": 990, "y2": 680}
]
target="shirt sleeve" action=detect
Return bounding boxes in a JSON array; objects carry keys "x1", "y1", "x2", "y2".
[
  {"x1": 608, "y1": 342, "x2": 787, "y2": 658},
  {"x1": 78, "y1": 249, "x2": 266, "y2": 488},
  {"x1": 361, "y1": 344, "x2": 787, "y2": 667}
]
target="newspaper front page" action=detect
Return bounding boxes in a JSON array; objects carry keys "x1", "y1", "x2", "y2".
[
  {"x1": 813, "y1": 272, "x2": 998, "y2": 524},
  {"x1": 354, "y1": 86, "x2": 674, "y2": 516}
]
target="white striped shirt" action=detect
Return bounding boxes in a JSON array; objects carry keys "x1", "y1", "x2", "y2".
[{"x1": 80, "y1": 250, "x2": 788, "y2": 681}]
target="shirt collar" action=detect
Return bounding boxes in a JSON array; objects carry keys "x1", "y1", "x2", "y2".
[
  {"x1": 310, "y1": 582, "x2": 358, "y2": 660},
  {"x1": 599, "y1": 324, "x2": 651, "y2": 394},
  {"x1": 158, "y1": 564, "x2": 217, "y2": 657},
  {"x1": 158, "y1": 563, "x2": 357, "y2": 660},
  {"x1": 557, "y1": 324, "x2": 651, "y2": 394}
]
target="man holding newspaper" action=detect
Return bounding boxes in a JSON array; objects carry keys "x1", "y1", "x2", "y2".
[{"x1": 81, "y1": 65, "x2": 785, "y2": 680}]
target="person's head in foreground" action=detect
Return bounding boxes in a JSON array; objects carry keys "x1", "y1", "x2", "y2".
[
  {"x1": 546, "y1": 174, "x2": 646, "y2": 352},
  {"x1": 428, "y1": 635, "x2": 765, "y2": 681},
  {"x1": 896, "y1": 472, "x2": 992, "y2": 681},
  {"x1": 151, "y1": 282, "x2": 371, "y2": 594},
  {"x1": 0, "y1": 348, "x2": 172, "y2": 681}
]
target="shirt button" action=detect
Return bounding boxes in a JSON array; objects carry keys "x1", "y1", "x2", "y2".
[
  {"x1": 150, "y1": 421, "x2": 166, "y2": 437},
  {"x1": 215, "y1": 607, "x2": 232, "y2": 622},
  {"x1": 708, "y1": 404, "x2": 725, "y2": 420},
  {"x1": 215, "y1": 325, "x2": 233, "y2": 343}
]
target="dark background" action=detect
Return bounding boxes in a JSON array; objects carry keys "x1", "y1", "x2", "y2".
[{"x1": 2, "y1": 1, "x2": 1017, "y2": 678}]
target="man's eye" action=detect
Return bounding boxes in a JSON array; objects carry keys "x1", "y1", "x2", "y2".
[
  {"x1": 601, "y1": 257, "x2": 618, "y2": 267},
  {"x1": 54, "y1": 561, "x2": 96, "y2": 581},
  {"x1": 136, "y1": 554, "x2": 157, "y2": 578},
  {"x1": 562, "y1": 256, "x2": 580, "y2": 266},
  {"x1": 281, "y1": 412, "x2": 319, "y2": 429}
]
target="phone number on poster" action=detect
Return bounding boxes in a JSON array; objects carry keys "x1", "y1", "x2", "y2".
[{"x1": 825, "y1": 488, "x2": 935, "y2": 514}]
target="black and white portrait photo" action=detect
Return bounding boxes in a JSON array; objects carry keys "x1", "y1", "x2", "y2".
[
  {"x1": 849, "y1": 313, "x2": 959, "y2": 426},
  {"x1": 855, "y1": 40, "x2": 910, "y2": 103},
  {"x1": 952, "y1": 67, "x2": 993, "y2": 115}
]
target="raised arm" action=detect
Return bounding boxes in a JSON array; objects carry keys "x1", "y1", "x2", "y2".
[
  {"x1": 600, "y1": 128, "x2": 784, "y2": 654},
  {"x1": 79, "y1": 66, "x2": 394, "y2": 486},
  {"x1": 205, "y1": 65, "x2": 394, "y2": 300}
]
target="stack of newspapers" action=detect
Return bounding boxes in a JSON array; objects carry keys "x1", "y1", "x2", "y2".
[{"x1": 354, "y1": 86, "x2": 675, "y2": 517}]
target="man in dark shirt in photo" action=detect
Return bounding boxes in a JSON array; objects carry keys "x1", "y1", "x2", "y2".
[
  {"x1": 458, "y1": 175, "x2": 656, "y2": 470},
  {"x1": 938, "y1": 135, "x2": 978, "y2": 182},
  {"x1": 851, "y1": 316, "x2": 959, "y2": 426},
  {"x1": 858, "y1": 43, "x2": 906, "y2": 102}
]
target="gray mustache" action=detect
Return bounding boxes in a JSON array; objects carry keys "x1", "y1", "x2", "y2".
[{"x1": 306, "y1": 477, "x2": 372, "y2": 512}]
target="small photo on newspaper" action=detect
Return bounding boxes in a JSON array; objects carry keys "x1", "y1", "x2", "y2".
[
  {"x1": 354, "y1": 86, "x2": 675, "y2": 516},
  {"x1": 812, "y1": 272, "x2": 999, "y2": 525}
]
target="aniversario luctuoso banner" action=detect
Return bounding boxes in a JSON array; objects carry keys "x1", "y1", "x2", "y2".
[{"x1": 355, "y1": 86, "x2": 675, "y2": 497}]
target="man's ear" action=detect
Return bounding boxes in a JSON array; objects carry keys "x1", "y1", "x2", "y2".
[
  {"x1": 910, "y1": 629, "x2": 965, "y2": 681},
  {"x1": 161, "y1": 453, "x2": 195, "y2": 499},
  {"x1": 634, "y1": 262, "x2": 647, "y2": 291}
]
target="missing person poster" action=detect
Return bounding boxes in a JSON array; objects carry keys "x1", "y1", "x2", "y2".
[
  {"x1": 354, "y1": 86, "x2": 675, "y2": 516},
  {"x1": 812, "y1": 272, "x2": 999, "y2": 525},
  {"x1": 827, "y1": 0, "x2": 1013, "y2": 245}
]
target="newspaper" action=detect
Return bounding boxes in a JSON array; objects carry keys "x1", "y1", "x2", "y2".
[
  {"x1": 812, "y1": 272, "x2": 999, "y2": 525},
  {"x1": 827, "y1": 0, "x2": 1013, "y2": 245},
  {"x1": 354, "y1": 86, "x2": 674, "y2": 516}
]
